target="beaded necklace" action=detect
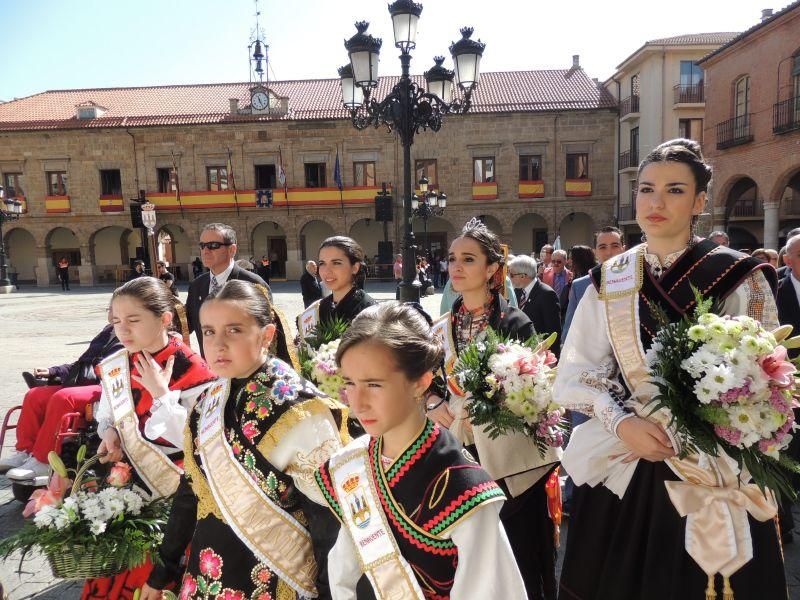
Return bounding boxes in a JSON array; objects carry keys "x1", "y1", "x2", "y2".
[{"x1": 455, "y1": 294, "x2": 494, "y2": 351}]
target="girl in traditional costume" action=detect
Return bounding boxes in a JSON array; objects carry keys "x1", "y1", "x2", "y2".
[
  {"x1": 431, "y1": 219, "x2": 561, "y2": 599},
  {"x1": 554, "y1": 139, "x2": 786, "y2": 600},
  {"x1": 143, "y1": 280, "x2": 349, "y2": 600},
  {"x1": 84, "y1": 277, "x2": 217, "y2": 600},
  {"x1": 315, "y1": 302, "x2": 526, "y2": 599}
]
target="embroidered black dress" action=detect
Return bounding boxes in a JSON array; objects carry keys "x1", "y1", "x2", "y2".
[
  {"x1": 316, "y1": 420, "x2": 526, "y2": 599},
  {"x1": 318, "y1": 288, "x2": 377, "y2": 326},
  {"x1": 148, "y1": 357, "x2": 348, "y2": 600}
]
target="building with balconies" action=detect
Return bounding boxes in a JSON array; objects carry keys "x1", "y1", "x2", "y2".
[
  {"x1": 605, "y1": 32, "x2": 739, "y2": 245},
  {"x1": 0, "y1": 60, "x2": 617, "y2": 286},
  {"x1": 700, "y1": 2, "x2": 800, "y2": 251}
]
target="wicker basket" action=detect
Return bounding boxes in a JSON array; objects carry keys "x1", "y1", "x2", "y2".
[{"x1": 46, "y1": 545, "x2": 128, "y2": 580}]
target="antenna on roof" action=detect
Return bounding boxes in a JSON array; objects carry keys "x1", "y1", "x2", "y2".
[{"x1": 249, "y1": 0, "x2": 269, "y2": 88}]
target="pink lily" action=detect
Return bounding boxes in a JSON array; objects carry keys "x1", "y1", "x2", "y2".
[
  {"x1": 23, "y1": 472, "x2": 71, "y2": 517},
  {"x1": 758, "y1": 345, "x2": 797, "y2": 387}
]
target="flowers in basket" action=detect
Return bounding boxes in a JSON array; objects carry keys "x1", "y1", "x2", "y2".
[
  {"x1": 646, "y1": 290, "x2": 800, "y2": 500},
  {"x1": 0, "y1": 446, "x2": 171, "y2": 579},
  {"x1": 298, "y1": 317, "x2": 349, "y2": 401},
  {"x1": 451, "y1": 328, "x2": 566, "y2": 456}
]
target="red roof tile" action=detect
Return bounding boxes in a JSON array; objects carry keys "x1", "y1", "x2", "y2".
[
  {"x1": 646, "y1": 32, "x2": 739, "y2": 46},
  {"x1": 0, "y1": 69, "x2": 616, "y2": 132}
]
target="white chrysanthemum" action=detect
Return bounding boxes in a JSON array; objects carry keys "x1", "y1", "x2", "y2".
[
  {"x1": 33, "y1": 505, "x2": 58, "y2": 529},
  {"x1": 697, "y1": 313, "x2": 719, "y2": 326},
  {"x1": 90, "y1": 520, "x2": 107, "y2": 535},
  {"x1": 694, "y1": 380, "x2": 717, "y2": 404},
  {"x1": 687, "y1": 325, "x2": 709, "y2": 343},
  {"x1": 740, "y1": 335, "x2": 761, "y2": 356}
]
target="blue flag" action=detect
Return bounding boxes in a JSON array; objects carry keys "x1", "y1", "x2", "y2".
[{"x1": 334, "y1": 150, "x2": 343, "y2": 191}]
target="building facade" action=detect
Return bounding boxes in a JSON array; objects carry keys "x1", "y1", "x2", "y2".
[
  {"x1": 700, "y1": 2, "x2": 800, "y2": 251},
  {"x1": 0, "y1": 64, "x2": 617, "y2": 285},
  {"x1": 605, "y1": 32, "x2": 738, "y2": 245}
]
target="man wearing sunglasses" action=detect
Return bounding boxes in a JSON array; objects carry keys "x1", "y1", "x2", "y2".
[{"x1": 186, "y1": 223, "x2": 271, "y2": 356}]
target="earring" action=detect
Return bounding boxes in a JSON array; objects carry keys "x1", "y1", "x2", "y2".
[
  {"x1": 641, "y1": 231, "x2": 648, "y2": 243},
  {"x1": 688, "y1": 215, "x2": 699, "y2": 247}
]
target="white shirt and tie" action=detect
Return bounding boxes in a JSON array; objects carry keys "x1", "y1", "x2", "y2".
[
  {"x1": 517, "y1": 278, "x2": 537, "y2": 308},
  {"x1": 209, "y1": 261, "x2": 235, "y2": 296}
]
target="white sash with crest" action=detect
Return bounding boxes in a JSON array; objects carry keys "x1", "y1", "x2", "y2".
[
  {"x1": 329, "y1": 436, "x2": 426, "y2": 600},
  {"x1": 431, "y1": 313, "x2": 457, "y2": 376},
  {"x1": 99, "y1": 349, "x2": 181, "y2": 499},
  {"x1": 297, "y1": 299, "x2": 321, "y2": 340},
  {"x1": 196, "y1": 380, "x2": 319, "y2": 598}
]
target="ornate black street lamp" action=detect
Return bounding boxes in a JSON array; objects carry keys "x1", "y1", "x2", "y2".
[
  {"x1": 338, "y1": 0, "x2": 485, "y2": 301},
  {"x1": 0, "y1": 185, "x2": 23, "y2": 293},
  {"x1": 412, "y1": 176, "x2": 447, "y2": 259}
]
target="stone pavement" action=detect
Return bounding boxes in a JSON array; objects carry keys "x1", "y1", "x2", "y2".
[{"x1": 0, "y1": 282, "x2": 798, "y2": 598}]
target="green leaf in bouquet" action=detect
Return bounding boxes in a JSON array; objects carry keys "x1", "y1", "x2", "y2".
[
  {"x1": 303, "y1": 317, "x2": 349, "y2": 351},
  {"x1": 76, "y1": 444, "x2": 87, "y2": 466}
]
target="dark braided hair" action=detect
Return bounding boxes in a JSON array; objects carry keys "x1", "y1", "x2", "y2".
[{"x1": 637, "y1": 138, "x2": 712, "y2": 194}]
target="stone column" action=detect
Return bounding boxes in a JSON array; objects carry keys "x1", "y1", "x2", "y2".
[
  {"x1": 35, "y1": 255, "x2": 52, "y2": 287},
  {"x1": 285, "y1": 232, "x2": 302, "y2": 281},
  {"x1": 763, "y1": 202, "x2": 780, "y2": 251},
  {"x1": 78, "y1": 243, "x2": 97, "y2": 286}
]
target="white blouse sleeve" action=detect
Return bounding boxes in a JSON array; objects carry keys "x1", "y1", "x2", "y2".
[
  {"x1": 552, "y1": 285, "x2": 633, "y2": 437},
  {"x1": 721, "y1": 269, "x2": 779, "y2": 329},
  {"x1": 447, "y1": 502, "x2": 527, "y2": 599},
  {"x1": 145, "y1": 382, "x2": 214, "y2": 447},
  {"x1": 267, "y1": 407, "x2": 343, "y2": 505},
  {"x1": 327, "y1": 527, "x2": 361, "y2": 600},
  {"x1": 95, "y1": 385, "x2": 112, "y2": 436}
]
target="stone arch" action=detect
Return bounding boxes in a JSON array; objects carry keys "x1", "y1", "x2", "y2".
[
  {"x1": 45, "y1": 226, "x2": 81, "y2": 263},
  {"x1": 476, "y1": 213, "x2": 503, "y2": 235},
  {"x1": 776, "y1": 168, "x2": 800, "y2": 218},
  {"x1": 3, "y1": 226, "x2": 36, "y2": 281},
  {"x1": 511, "y1": 212, "x2": 549, "y2": 255},
  {"x1": 558, "y1": 212, "x2": 594, "y2": 249},
  {"x1": 300, "y1": 220, "x2": 336, "y2": 262},
  {"x1": 157, "y1": 223, "x2": 192, "y2": 280},
  {"x1": 411, "y1": 215, "x2": 455, "y2": 260},
  {"x1": 251, "y1": 220, "x2": 288, "y2": 278},
  {"x1": 89, "y1": 225, "x2": 136, "y2": 282},
  {"x1": 723, "y1": 177, "x2": 760, "y2": 221},
  {"x1": 348, "y1": 218, "x2": 383, "y2": 261}
]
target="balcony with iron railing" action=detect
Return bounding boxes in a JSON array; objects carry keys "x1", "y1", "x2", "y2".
[
  {"x1": 773, "y1": 97, "x2": 800, "y2": 134},
  {"x1": 619, "y1": 149, "x2": 639, "y2": 171},
  {"x1": 619, "y1": 95, "x2": 640, "y2": 119},
  {"x1": 617, "y1": 203, "x2": 637, "y2": 223},
  {"x1": 782, "y1": 195, "x2": 800, "y2": 216},
  {"x1": 673, "y1": 84, "x2": 704, "y2": 105},
  {"x1": 728, "y1": 200, "x2": 763, "y2": 219},
  {"x1": 716, "y1": 114, "x2": 754, "y2": 150}
]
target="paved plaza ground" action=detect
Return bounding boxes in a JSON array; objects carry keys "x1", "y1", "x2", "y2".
[{"x1": 0, "y1": 282, "x2": 798, "y2": 598}]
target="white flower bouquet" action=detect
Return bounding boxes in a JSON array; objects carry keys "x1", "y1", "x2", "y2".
[
  {"x1": 299, "y1": 317, "x2": 348, "y2": 402},
  {"x1": 647, "y1": 291, "x2": 800, "y2": 500},
  {"x1": 451, "y1": 329, "x2": 566, "y2": 455},
  {"x1": 0, "y1": 447, "x2": 170, "y2": 579}
]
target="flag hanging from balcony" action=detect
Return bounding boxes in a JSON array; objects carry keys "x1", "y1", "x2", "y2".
[
  {"x1": 334, "y1": 148, "x2": 345, "y2": 215},
  {"x1": 278, "y1": 146, "x2": 288, "y2": 211},
  {"x1": 334, "y1": 150, "x2": 343, "y2": 191},
  {"x1": 226, "y1": 148, "x2": 240, "y2": 215},
  {"x1": 170, "y1": 151, "x2": 183, "y2": 217}
]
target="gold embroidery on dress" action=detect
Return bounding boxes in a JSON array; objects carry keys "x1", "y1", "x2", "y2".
[
  {"x1": 256, "y1": 397, "x2": 348, "y2": 459},
  {"x1": 183, "y1": 422, "x2": 224, "y2": 520},
  {"x1": 276, "y1": 578, "x2": 298, "y2": 600},
  {"x1": 285, "y1": 439, "x2": 340, "y2": 486}
]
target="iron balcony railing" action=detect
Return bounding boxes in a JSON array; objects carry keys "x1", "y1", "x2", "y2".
[
  {"x1": 674, "y1": 84, "x2": 704, "y2": 104},
  {"x1": 773, "y1": 97, "x2": 800, "y2": 134},
  {"x1": 618, "y1": 149, "x2": 639, "y2": 170},
  {"x1": 619, "y1": 95, "x2": 640, "y2": 117},
  {"x1": 716, "y1": 114, "x2": 753, "y2": 149}
]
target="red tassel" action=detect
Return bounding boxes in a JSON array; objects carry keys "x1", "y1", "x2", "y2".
[{"x1": 545, "y1": 466, "x2": 562, "y2": 547}]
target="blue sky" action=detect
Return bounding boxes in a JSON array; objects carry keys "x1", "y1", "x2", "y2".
[{"x1": 0, "y1": 0, "x2": 777, "y2": 100}]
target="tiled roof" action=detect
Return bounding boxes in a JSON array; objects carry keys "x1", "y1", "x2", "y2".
[
  {"x1": 0, "y1": 69, "x2": 617, "y2": 132},
  {"x1": 614, "y1": 32, "x2": 739, "y2": 71},
  {"x1": 698, "y1": 1, "x2": 800, "y2": 65},
  {"x1": 646, "y1": 32, "x2": 739, "y2": 46}
]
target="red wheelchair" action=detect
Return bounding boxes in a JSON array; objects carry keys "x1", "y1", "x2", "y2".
[{"x1": 0, "y1": 401, "x2": 99, "y2": 502}]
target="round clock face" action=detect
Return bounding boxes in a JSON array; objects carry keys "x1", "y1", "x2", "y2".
[{"x1": 252, "y1": 91, "x2": 269, "y2": 110}]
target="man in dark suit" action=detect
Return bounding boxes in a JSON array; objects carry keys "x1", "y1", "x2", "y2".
[
  {"x1": 508, "y1": 254, "x2": 561, "y2": 356},
  {"x1": 300, "y1": 260, "x2": 323, "y2": 308},
  {"x1": 187, "y1": 223, "x2": 270, "y2": 357},
  {"x1": 776, "y1": 233, "x2": 800, "y2": 543}
]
